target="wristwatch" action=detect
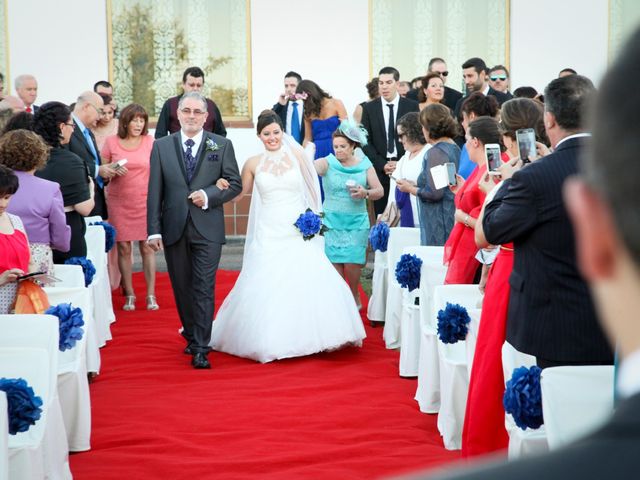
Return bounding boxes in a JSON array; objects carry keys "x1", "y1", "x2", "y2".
[{"x1": 365, "y1": 189, "x2": 369, "y2": 199}]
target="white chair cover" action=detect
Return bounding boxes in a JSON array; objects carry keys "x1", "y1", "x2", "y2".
[
  {"x1": 541, "y1": 365, "x2": 614, "y2": 450},
  {"x1": 45, "y1": 287, "x2": 93, "y2": 452},
  {"x1": 46, "y1": 280, "x2": 101, "y2": 375},
  {"x1": 85, "y1": 225, "x2": 115, "y2": 346},
  {"x1": 53, "y1": 264, "x2": 85, "y2": 288},
  {"x1": 414, "y1": 256, "x2": 448, "y2": 413},
  {"x1": 366, "y1": 250, "x2": 387, "y2": 323},
  {"x1": 383, "y1": 227, "x2": 421, "y2": 349},
  {"x1": 0, "y1": 340, "x2": 71, "y2": 479},
  {"x1": 399, "y1": 246, "x2": 444, "y2": 377},
  {"x1": 0, "y1": 391, "x2": 8, "y2": 480},
  {"x1": 501, "y1": 341, "x2": 549, "y2": 458},
  {"x1": 432, "y1": 285, "x2": 483, "y2": 450}
]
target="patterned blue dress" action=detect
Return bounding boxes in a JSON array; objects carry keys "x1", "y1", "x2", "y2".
[{"x1": 322, "y1": 154, "x2": 372, "y2": 265}]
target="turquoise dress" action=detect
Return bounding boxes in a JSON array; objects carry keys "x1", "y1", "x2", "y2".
[{"x1": 323, "y1": 154, "x2": 372, "y2": 265}]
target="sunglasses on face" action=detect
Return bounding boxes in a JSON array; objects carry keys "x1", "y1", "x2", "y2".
[
  {"x1": 490, "y1": 75, "x2": 507, "y2": 81},
  {"x1": 435, "y1": 71, "x2": 449, "y2": 77}
]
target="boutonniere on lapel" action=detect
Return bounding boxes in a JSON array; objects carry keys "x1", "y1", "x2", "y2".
[{"x1": 205, "y1": 138, "x2": 220, "y2": 161}]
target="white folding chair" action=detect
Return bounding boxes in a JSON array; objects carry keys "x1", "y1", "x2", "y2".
[
  {"x1": 541, "y1": 365, "x2": 614, "y2": 450},
  {"x1": 399, "y1": 246, "x2": 444, "y2": 377},
  {"x1": 433, "y1": 285, "x2": 483, "y2": 450},
  {"x1": 414, "y1": 256, "x2": 448, "y2": 413},
  {"x1": 383, "y1": 227, "x2": 420, "y2": 349},
  {"x1": 367, "y1": 250, "x2": 388, "y2": 324},
  {"x1": 85, "y1": 225, "x2": 114, "y2": 346},
  {"x1": 502, "y1": 342, "x2": 548, "y2": 458},
  {"x1": 0, "y1": 314, "x2": 72, "y2": 480},
  {"x1": 0, "y1": 391, "x2": 8, "y2": 480},
  {"x1": 45, "y1": 287, "x2": 93, "y2": 452}
]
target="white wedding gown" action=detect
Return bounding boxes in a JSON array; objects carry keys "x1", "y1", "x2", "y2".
[{"x1": 210, "y1": 146, "x2": 366, "y2": 363}]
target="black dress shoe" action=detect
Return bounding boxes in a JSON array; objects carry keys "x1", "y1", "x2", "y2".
[
  {"x1": 192, "y1": 352, "x2": 211, "y2": 369},
  {"x1": 184, "y1": 345, "x2": 193, "y2": 355}
]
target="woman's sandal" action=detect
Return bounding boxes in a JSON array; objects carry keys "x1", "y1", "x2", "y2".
[
  {"x1": 146, "y1": 295, "x2": 159, "y2": 311},
  {"x1": 123, "y1": 295, "x2": 136, "y2": 311}
]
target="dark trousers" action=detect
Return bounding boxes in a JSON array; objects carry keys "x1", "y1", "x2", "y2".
[
  {"x1": 164, "y1": 218, "x2": 222, "y2": 354},
  {"x1": 90, "y1": 184, "x2": 108, "y2": 220},
  {"x1": 374, "y1": 173, "x2": 391, "y2": 216}
]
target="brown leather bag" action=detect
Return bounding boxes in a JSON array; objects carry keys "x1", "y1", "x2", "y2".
[{"x1": 377, "y1": 202, "x2": 401, "y2": 227}]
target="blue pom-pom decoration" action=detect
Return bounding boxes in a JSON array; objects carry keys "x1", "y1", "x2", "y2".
[
  {"x1": 64, "y1": 256, "x2": 96, "y2": 287},
  {"x1": 90, "y1": 221, "x2": 116, "y2": 252},
  {"x1": 437, "y1": 302, "x2": 471, "y2": 344},
  {"x1": 0, "y1": 377, "x2": 43, "y2": 435},
  {"x1": 45, "y1": 303, "x2": 85, "y2": 351},
  {"x1": 293, "y1": 208, "x2": 326, "y2": 241},
  {"x1": 369, "y1": 223, "x2": 390, "y2": 252},
  {"x1": 503, "y1": 365, "x2": 544, "y2": 430},
  {"x1": 394, "y1": 253, "x2": 422, "y2": 291}
]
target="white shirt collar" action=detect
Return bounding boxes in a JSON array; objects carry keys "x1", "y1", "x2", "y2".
[
  {"x1": 72, "y1": 113, "x2": 88, "y2": 134},
  {"x1": 180, "y1": 129, "x2": 204, "y2": 151},
  {"x1": 555, "y1": 132, "x2": 591, "y2": 149},
  {"x1": 617, "y1": 348, "x2": 640, "y2": 398},
  {"x1": 384, "y1": 93, "x2": 400, "y2": 108},
  {"x1": 482, "y1": 84, "x2": 491, "y2": 96}
]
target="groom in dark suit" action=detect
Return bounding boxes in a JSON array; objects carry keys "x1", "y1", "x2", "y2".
[
  {"x1": 482, "y1": 74, "x2": 612, "y2": 368},
  {"x1": 147, "y1": 91, "x2": 241, "y2": 369},
  {"x1": 361, "y1": 66, "x2": 419, "y2": 215},
  {"x1": 398, "y1": 26, "x2": 640, "y2": 480}
]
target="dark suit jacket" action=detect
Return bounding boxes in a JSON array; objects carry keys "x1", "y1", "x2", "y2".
[
  {"x1": 272, "y1": 101, "x2": 305, "y2": 140},
  {"x1": 482, "y1": 137, "x2": 612, "y2": 363},
  {"x1": 454, "y1": 86, "x2": 510, "y2": 119},
  {"x1": 154, "y1": 96, "x2": 227, "y2": 139},
  {"x1": 361, "y1": 96, "x2": 420, "y2": 213},
  {"x1": 406, "y1": 86, "x2": 462, "y2": 111},
  {"x1": 147, "y1": 130, "x2": 241, "y2": 246},
  {"x1": 68, "y1": 120, "x2": 108, "y2": 218},
  {"x1": 411, "y1": 392, "x2": 640, "y2": 480}
]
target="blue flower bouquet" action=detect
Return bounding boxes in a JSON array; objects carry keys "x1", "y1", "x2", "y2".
[
  {"x1": 0, "y1": 377, "x2": 43, "y2": 435},
  {"x1": 503, "y1": 365, "x2": 544, "y2": 430},
  {"x1": 45, "y1": 303, "x2": 85, "y2": 351},
  {"x1": 369, "y1": 223, "x2": 390, "y2": 252},
  {"x1": 294, "y1": 208, "x2": 328, "y2": 241},
  {"x1": 64, "y1": 256, "x2": 96, "y2": 287},
  {"x1": 395, "y1": 254, "x2": 422, "y2": 291},
  {"x1": 437, "y1": 302, "x2": 471, "y2": 344}
]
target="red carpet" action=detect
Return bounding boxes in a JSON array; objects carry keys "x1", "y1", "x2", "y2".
[{"x1": 69, "y1": 271, "x2": 459, "y2": 479}]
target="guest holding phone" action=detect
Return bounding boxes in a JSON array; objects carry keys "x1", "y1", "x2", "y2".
[
  {"x1": 315, "y1": 121, "x2": 383, "y2": 308},
  {"x1": 397, "y1": 104, "x2": 461, "y2": 246},
  {"x1": 444, "y1": 117, "x2": 504, "y2": 284},
  {"x1": 101, "y1": 103, "x2": 157, "y2": 311},
  {"x1": 387, "y1": 112, "x2": 429, "y2": 228},
  {"x1": 0, "y1": 165, "x2": 32, "y2": 314}
]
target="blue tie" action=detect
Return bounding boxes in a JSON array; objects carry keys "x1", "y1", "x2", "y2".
[
  {"x1": 83, "y1": 128, "x2": 103, "y2": 188},
  {"x1": 291, "y1": 102, "x2": 301, "y2": 143},
  {"x1": 184, "y1": 139, "x2": 196, "y2": 181}
]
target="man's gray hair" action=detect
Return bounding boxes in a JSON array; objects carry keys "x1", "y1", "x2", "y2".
[
  {"x1": 178, "y1": 91, "x2": 207, "y2": 111},
  {"x1": 14, "y1": 74, "x2": 35, "y2": 89}
]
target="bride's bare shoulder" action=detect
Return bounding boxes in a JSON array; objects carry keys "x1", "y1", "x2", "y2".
[{"x1": 243, "y1": 154, "x2": 262, "y2": 170}]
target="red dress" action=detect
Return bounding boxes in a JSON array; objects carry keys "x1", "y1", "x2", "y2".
[
  {"x1": 443, "y1": 164, "x2": 487, "y2": 284},
  {"x1": 0, "y1": 214, "x2": 31, "y2": 314},
  {"x1": 462, "y1": 244, "x2": 513, "y2": 457}
]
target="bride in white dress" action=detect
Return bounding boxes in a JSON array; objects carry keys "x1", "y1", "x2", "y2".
[{"x1": 210, "y1": 110, "x2": 366, "y2": 363}]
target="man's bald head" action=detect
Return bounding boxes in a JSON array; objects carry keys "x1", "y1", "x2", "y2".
[{"x1": 74, "y1": 91, "x2": 104, "y2": 128}]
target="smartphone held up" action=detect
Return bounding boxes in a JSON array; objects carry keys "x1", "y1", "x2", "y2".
[
  {"x1": 484, "y1": 144, "x2": 502, "y2": 174},
  {"x1": 516, "y1": 128, "x2": 536, "y2": 164}
]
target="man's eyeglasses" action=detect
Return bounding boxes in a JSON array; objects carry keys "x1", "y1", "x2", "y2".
[
  {"x1": 180, "y1": 108, "x2": 206, "y2": 116},
  {"x1": 490, "y1": 75, "x2": 508, "y2": 81},
  {"x1": 89, "y1": 103, "x2": 104, "y2": 115}
]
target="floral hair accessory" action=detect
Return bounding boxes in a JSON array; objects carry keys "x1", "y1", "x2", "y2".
[{"x1": 337, "y1": 119, "x2": 368, "y2": 147}]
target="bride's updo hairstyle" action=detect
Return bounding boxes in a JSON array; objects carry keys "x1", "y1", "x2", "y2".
[{"x1": 256, "y1": 109, "x2": 284, "y2": 134}]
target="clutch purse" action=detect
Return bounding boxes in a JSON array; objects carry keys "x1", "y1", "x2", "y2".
[{"x1": 377, "y1": 201, "x2": 401, "y2": 227}]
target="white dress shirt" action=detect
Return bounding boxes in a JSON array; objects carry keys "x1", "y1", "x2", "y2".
[
  {"x1": 286, "y1": 101, "x2": 303, "y2": 136},
  {"x1": 617, "y1": 348, "x2": 640, "y2": 399},
  {"x1": 381, "y1": 94, "x2": 400, "y2": 158}
]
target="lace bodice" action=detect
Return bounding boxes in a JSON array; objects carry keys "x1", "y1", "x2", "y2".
[{"x1": 254, "y1": 148, "x2": 305, "y2": 209}]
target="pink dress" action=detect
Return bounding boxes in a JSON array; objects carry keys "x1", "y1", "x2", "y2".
[{"x1": 101, "y1": 135, "x2": 153, "y2": 241}]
